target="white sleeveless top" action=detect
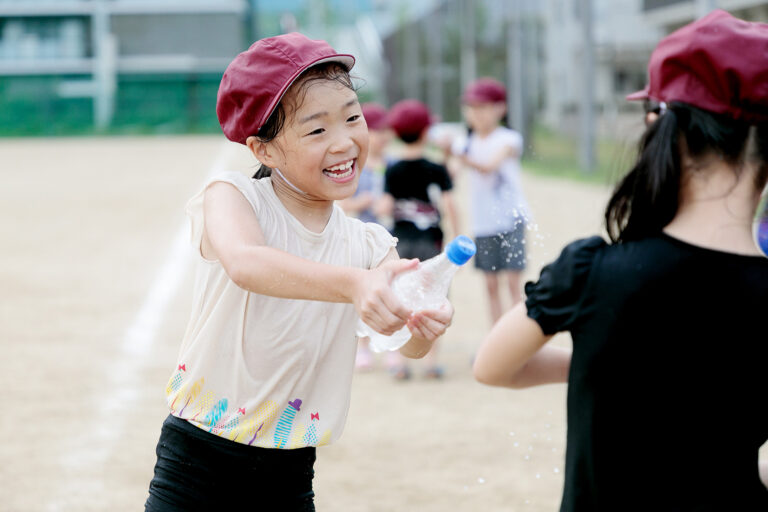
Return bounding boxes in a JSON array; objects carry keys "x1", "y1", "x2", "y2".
[{"x1": 165, "y1": 171, "x2": 396, "y2": 449}]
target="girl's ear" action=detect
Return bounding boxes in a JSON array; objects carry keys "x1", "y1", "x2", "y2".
[
  {"x1": 246, "y1": 136, "x2": 281, "y2": 168},
  {"x1": 495, "y1": 102, "x2": 508, "y2": 118}
]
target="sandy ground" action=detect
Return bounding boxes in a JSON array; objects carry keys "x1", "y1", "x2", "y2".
[{"x1": 2, "y1": 134, "x2": 747, "y2": 512}]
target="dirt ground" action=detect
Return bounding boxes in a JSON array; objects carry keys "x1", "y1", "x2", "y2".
[{"x1": 0, "y1": 134, "x2": 725, "y2": 511}]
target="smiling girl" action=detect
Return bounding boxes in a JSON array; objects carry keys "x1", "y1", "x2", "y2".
[{"x1": 144, "y1": 33, "x2": 454, "y2": 511}]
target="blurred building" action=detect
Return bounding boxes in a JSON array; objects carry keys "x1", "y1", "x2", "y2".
[
  {"x1": 542, "y1": 0, "x2": 662, "y2": 137},
  {"x1": 0, "y1": 0, "x2": 256, "y2": 135},
  {"x1": 642, "y1": 0, "x2": 768, "y2": 28},
  {"x1": 0, "y1": 0, "x2": 376, "y2": 136}
]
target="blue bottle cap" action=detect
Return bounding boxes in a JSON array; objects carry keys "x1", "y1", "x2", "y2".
[{"x1": 446, "y1": 235, "x2": 476, "y2": 265}]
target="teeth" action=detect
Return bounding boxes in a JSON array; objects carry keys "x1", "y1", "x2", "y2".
[{"x1": 326, "y1": 160, "x2": 353, "y2": 172}]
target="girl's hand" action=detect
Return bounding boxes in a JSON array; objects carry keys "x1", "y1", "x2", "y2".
[
  {"x1": 354, "y1": 257, "x2": 419, "y2": 335},
  {"x1": 407, "y1": 299, "x2": 453, "y2": 342},
  {"x1": 399, "y1": 299, "x2": 454, "y2": 359}
]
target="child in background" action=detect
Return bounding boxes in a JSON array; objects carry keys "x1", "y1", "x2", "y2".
[
  {"x1": 339, "y1": 102, "x2": 393, "y2": 371},
  {"x1": 144, "y1": 33, "x2": 454, "y2": 511},
  {"x1": 474, "y1": 11, "x2": 768, "y2": 511},
  {"x1": 377, "y1": 99, "x2": 460, "y2": 380},
  {"x1": 451, "y1": 77, "x2": 529, "y2": 324},
  {"x1": 339, "y1": 102, "x2": 391, "y2": 224}
]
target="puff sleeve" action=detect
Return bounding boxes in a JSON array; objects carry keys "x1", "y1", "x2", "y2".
[
  {"x1": 524, "y1": 236, "x2": 606, "y2": 335},
  {"x1": 363, "y1": 221, "x2": 398, "y2": 269}
]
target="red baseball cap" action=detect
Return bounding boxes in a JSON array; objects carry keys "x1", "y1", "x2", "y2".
[
  {"x1": 387, "y1": 99, "x2": 433, "y2": 139},
  {"x1": 626, "y1": 10, "x2": 768, "y2": 122},
  {"x1": 462, "y1": 77, "x2": 507, "y2": 104},
  {"x1": 361, "y1": 102, "x2": 389, "y2": 130},
  {"x1": 217, "y1": 32, "x2": 355, "y2": 144}
]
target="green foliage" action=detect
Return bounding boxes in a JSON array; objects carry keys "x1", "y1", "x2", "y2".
[
  {"x1": 0, "y1": 74, "x2": 223, "y2": 137},
  {"x1": 522, "y1": 125, "x2": 636, "y2": 186}
]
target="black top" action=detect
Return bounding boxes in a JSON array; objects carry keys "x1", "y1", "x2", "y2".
[
  {"x1": 525, "y1": 234, "x2": 768, "y2": 512},
  {"x1": 384, "y1": 158, "x2": 453, "y2": 243}
]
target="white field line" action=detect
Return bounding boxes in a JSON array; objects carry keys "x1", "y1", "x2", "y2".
[{"x1": 49, "y1": 141, "x2": 237, "y2": 511}]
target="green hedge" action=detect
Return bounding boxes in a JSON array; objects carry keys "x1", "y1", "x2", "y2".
[{"x1": 0, "y1": 73, "x2": 223, "y2": 137}]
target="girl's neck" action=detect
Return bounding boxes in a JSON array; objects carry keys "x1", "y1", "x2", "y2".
[
  {"x1": 400, "y1": 141, "x2": 425, "y2": 160},
  {"x1": 270, "y1": 172, "x2": 334, "y2": 233},
  {"x1": 365, "y1": 151, "x2": 385, "y2": 169},
  {"x1": 472, "y1": 124, "x2": 498, "y2": 138},
  {"x1": 664, "y1": 159, "x2": 761, "y2": 255}
]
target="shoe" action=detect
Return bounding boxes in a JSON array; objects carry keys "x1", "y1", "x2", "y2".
[
  {"x1": 424, "y1": 366, "x2": 444, "y2": 380},
  {"x1": 390, "y1": 365, "x2": 412, "y2": 381}
]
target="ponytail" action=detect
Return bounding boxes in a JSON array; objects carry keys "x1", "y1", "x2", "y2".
[
  {"x1": 605, "y1": 103, "x2": 751, "y2": 242},
  {"x1": 605, "y1": 107, "x2": 680, "y2": 242}
]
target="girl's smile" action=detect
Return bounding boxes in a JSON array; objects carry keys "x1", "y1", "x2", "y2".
[{"x1": 322, "y1": 158, "x2": 357, "y2": 183}]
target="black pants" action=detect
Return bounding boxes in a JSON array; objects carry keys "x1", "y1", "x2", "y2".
[{"x1": 145, "y1": 415, "x2": 316, "y2": 511}]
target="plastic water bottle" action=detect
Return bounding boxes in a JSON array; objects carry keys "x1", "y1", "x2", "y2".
[{"x1": 357, "y1": 235, "x2": 477, "y2": 352}]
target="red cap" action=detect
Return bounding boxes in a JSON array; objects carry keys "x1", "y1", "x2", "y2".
[
  {"x1": 216, "y1": 32, "x2": 355, "y2": 144},
  {"x1": 361, "y1": 102, "x2": 389, "y2": 130},
  {"x1": 387, "y1": 99, "x2": 433, "y2": 139},
  {"x1": 626, "y1": 10, "x2": 768, "y2": 122},
  {"x1": 462, "y1": 77, "x2": 507, "y2": 104}
]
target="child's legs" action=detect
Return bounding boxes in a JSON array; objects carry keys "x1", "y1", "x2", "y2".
[
  {"x1": 503, "y1": 270, "x2": 524, "y2": 306},
  {"x1": 146, "y1": 415, "x2": 316, "y2": 511},
  {"x1": 483, "y1": 272, "x2": 503, "y2": 323}
]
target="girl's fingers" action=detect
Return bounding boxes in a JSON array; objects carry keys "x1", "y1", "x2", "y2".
[
  {"x1": 409, "y1": 313, "x2": 442, "y2": 340},
  {"x1": 364, "y1": 299, "x2": 410, "y2": 335}
]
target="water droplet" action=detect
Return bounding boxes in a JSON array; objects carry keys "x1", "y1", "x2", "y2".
[
  {"x1": 544, "y1": 423, "x2": 551, "y2": 429},
  {"x1": 535, "y1": 473, "x2": 541, "y2": 479},
  {"x1": 513, "y1": 442, "x2": 519, "y2": 447},
  {"x1": 509, "y1": 431, "x2": 515, "y2": 436},
  {"x1": 532, "y1": 433, "x2": 538, "y2": 438},
  {"x1": 477, "y1": 477, "x2": 485, "y2": 484},
  {"x1": 527, "y1": 445, "x2": 533, "y2": 451},
  {"x1": 524, "y1": 454, "x2": 530, "y2": 460},
  {"x1": 553, "y1": 467, "x2": 560, "y2": 473}
]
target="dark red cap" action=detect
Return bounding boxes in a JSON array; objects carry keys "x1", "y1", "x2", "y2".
[
  {"x1": 361, "y1": 102, "x2": 389, "y2": 130},
  {"x1": 216, "y1": 32, "x2": 355, "y2": 144},
  {"x1": 387, "y1": 99, "x2": 433, "y2": 139},
  {"x1": 462, "y1": 77, "x2": 507, "y2": 104},
  {"x1": 626, "y1": 10, "x2": 768, "y2": 122}
]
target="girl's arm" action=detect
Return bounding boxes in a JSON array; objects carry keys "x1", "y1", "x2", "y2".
[
  {"x1": 473, "y1": 303, "x2": 570, "y2": 388},
  {"x1": 441, "y1": 191, "x2": 461, "y2": 239},
  {"x1": 338, "y1": 192, "x2": 374, "y2": 215},
  {"x1": 203, "y1": 181, "x2": 414, "y2": 335},
  {"x1": 373, "y1": 191, "x2": 394, "y2": 218},
  {"x1": 760, "y1": 459, "x2": 768, "y2": 490},
  {"x1": 456, "y1": 144, "x2": 519, "y2": 175}
]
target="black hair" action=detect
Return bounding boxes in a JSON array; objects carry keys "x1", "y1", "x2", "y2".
[
  {"x1": 396, "y1": 131, "x2": 422, "y2": 144},
  {"x1": 251, "y1": 62, "x2": 356, "y2": 179},
  {"x1": 605, "y1": 102, "x2": 754, "y2": 242},
  {"x1": 754, "y1": 124, "x2": 768, "y2": 190}
]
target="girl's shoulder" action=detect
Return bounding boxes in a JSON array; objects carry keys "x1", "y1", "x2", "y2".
[
  {"x1": 491, "y1": 126, "x2": 523, "y2": 147},
  {"x1": 524, "y1": 236, "x2": 607, "y2": 335}
]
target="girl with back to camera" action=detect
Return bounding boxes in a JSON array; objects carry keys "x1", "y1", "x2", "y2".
[
  {"x1": 144, "y1": 33, "x2": 454, "y2": 511},
  {"x1": 473, "y1": 11, "x2": 768, "y2": 511}
]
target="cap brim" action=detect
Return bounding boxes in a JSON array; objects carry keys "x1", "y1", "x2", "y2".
[{"x1": 626, "y1": 87, "x2": 650, "y2": 101}]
